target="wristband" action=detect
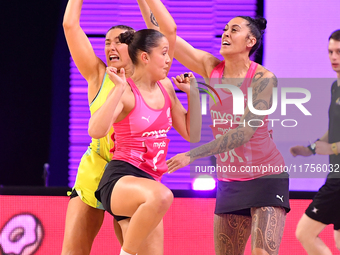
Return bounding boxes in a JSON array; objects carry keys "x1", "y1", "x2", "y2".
[
  {"x1": 307, "y1": 139, "x2": 319, "y2": 155},
  {"x1": 331, "y1": 143, "x2": 338, "y2": 155}
]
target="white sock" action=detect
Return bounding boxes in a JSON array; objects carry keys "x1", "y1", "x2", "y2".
[{"x1": 119, "y1": 248, "x2": 135, "y2": 255}]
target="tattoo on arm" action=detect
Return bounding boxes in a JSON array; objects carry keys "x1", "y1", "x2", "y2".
[
  {"x1": 185, "y1": 74, "x2": 276, "y2": 160},
  {"x1": 228, "y1": 127, "x2": 245, "y2": 150},
  {"x1": 185, "y1": 127, "x2": 246, "y2": 160},
  {"x1": 150, "y1": 11, "x2": 159, "y2": 27},
  {"x1": 253, "y1": 78, "x2": 269, "y2": 101},
  {"x1": 247, "y1": 74, "x2": 277, "y2": 130},
  {"x1": 269, "y1": 94, "x2": 273, "y2": 108},
  {"x1": 245, "y1": 99, "x2": 268, "y2": 131},
  {"x1": 252, "y1": 72, "x2": 264, "y2": 82}
]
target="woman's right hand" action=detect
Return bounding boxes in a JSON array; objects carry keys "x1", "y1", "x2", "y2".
[
  {"x1": 106, "y1": 67, "x2": 127, "y2": 90},
  {"x1": 171, "y1": 72, "x2": 198, "y2": 94}
]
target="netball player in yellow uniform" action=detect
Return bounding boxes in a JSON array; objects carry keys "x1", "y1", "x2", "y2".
[
  {"x1": 72, "y1": 74, "x2": 116, "y2": 209},
  {"x1": 62, "y1": 0, "x2": 177, "y2": 254},
  {"x1": 61, "y1": 0, "x2": 134, "y2": 254}
]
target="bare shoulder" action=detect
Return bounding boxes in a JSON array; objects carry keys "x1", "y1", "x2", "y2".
[
  {"x1": 204, "y1": 55, "x2": 223, "y2": 78},
  {"x1": 252, "y1": 64, "x2": 278, "y2": 88},
  {"x1": 159, "y1": 77, "x2": 176, "y2": 97}
]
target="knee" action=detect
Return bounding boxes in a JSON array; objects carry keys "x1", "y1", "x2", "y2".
[
  {"x1": 295, "y1": 224, "x2": 306, "y2": 243},
  {"x1": 296, "y1": 223, "x2": 313, "y2": 245},
  {"x1": 150, "y1": 188, "x2": 173, "y2": 213}
]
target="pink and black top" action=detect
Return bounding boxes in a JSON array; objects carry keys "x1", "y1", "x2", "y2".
[{"x1": 110, "y1": 78, "x2": 172, "y2": 181}]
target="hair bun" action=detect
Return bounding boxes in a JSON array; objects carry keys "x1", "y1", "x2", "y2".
[
  {"x1": 254, "y1": 17, "x2": 267, "y2": 32},
  {"x1": 119, "y1": 30, "x2": 135, "y2": 45}
]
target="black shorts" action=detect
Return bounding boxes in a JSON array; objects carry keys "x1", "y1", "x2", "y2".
[
  {"x1": 305, "y1": 177, "x2": 340, "y2": 230},
  {"x1": 215, "y1": 172, "x2": 290, "y2": 216},
  {"x1": 95, "y1": 160, "x2": 155, "y2": 221}
]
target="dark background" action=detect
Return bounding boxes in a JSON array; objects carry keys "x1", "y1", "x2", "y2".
[{"x1": 0, "y1": 0, "x2": 69, "y2": 186}]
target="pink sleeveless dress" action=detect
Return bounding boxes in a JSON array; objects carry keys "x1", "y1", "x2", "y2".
[
  {"x1": 110, "y1": 78, "x2": 172, "y2": 181},
  {"x1": 209, "y1": 61, "x2": 285, "y2": 181}
]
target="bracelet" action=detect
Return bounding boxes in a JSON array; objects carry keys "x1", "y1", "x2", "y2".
[
  {"x1": 307, "y1": 139, "x2": 319, "y2": 155},
  {"x1": 331, "y1": 143, "x2": 338, "y2": 155}
]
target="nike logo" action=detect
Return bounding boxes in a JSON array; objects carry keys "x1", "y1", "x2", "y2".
[
  {"x1": 276, "y1": 195, "x2": 284, "y2": 203},
  {"x1": 142, "y1": 116, "x2": 150, "y2": 123}
]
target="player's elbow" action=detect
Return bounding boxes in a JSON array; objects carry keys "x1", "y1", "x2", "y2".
[
  {"x1": 88, "y1": 126, "x2": 106, "y2": 140},
  {"x1": 242, "y1": 127, "x2": 254, "y2": 144},
  {"x1": 62, "y1": 16, "x2": 79, "y2": 32},
  {"x1": 161, "y1": 25, "x2": 177, "y2": 38},
  {"x1": 190, "y1": 132, "x2": 201, "y2": 143}
]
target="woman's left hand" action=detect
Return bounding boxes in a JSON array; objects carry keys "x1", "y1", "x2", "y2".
[
  {"x1": 171, "y1": 72, "x2": 197, "y2": 94},
  {"x1": 167, "y1": 152, "x2": 191, "y2": 173}
]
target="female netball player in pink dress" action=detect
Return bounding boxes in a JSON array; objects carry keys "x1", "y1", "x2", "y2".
[
  {"x1": 138, "y1": 1, "x2": 290, "y2": 254},
  {"x1": 88, "y1": 6, "x2": 201, "y2": 254}
]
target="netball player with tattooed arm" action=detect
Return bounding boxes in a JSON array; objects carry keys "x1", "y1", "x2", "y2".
[
  {"x1": 138, "y1": 1, "x2": 290, "y2": 254},
  {"x1": 89, "y1": 1, "x2": 201, "y2": 254}
]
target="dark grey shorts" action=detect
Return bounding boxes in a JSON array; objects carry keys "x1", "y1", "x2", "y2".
[{"x1": 215, "y1": 172, "x2": 290, "y2": 216}]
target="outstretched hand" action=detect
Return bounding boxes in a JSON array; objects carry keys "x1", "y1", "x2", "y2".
[
  {"x1": 167, "y1": 152, "x2": 191, "y2": 174},
  {"x1": 171, "y1": 72, "x2": 197, "y2": 94},
  {"x1": 106, "y1": 67, "x2": 127, "y2": 89},
  {"x1": 290, "y1": 145, "x2": 313, "y2": 157}
]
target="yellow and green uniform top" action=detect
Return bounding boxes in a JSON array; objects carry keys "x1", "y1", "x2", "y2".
[
  {"x1": 71, "y1": 73, "x2": 115, "y2": 209},
  {"x1": 88, "y1": 73, "x2": 115, "y2": 162}
]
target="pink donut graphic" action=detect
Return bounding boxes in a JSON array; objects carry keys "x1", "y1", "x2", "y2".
[{"x1": 0, "y1": 214, "x2": 43, "y2": 255}]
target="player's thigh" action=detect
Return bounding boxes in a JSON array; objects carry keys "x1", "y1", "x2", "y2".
[
  {"x1": 214, "y1": 213, "x2": 252, "y2": 255},
  {"x1": 62, "y1": 196, "x2": 105, "y2": 250},
  {"x1": 250, "y1": 206, "x2": 286, "y2": 255},
  {"x1": 110, "y1": 176, "x2": 173, "y2": 217}
]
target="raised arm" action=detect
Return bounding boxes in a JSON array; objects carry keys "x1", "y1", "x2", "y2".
[
  {"x1": 137, "y1": 0, "x2": 160, "y2": 30},
  {"x1": 63, "y1": 0, "x2": 104, "y2": 98},
  {"x1": 137, "y1": 0, "x2": 176, "y2": 74},
  {"x1": 138, "y1": 0, "x2": 219, "y2": 78},
  {"x1": 167, "y1": 71, "x2": 278, "y2": 172}
]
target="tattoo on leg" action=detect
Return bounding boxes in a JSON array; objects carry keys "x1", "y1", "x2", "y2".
[
  {"x1": 228, "y1": 214, "x2": 239, "y2": 229},
  {"x1": 217, "y1": 233, "x2": 234, "y2": 255},
  {"x1": 251, "y1": 207, "x2": 286, "y2": 255},
  {"x1": 238, "y1": 218, "x2": 252, "y2": 252},
  {"x1": 214, "y1": 214, "x2": 251, "y2": 255}
]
